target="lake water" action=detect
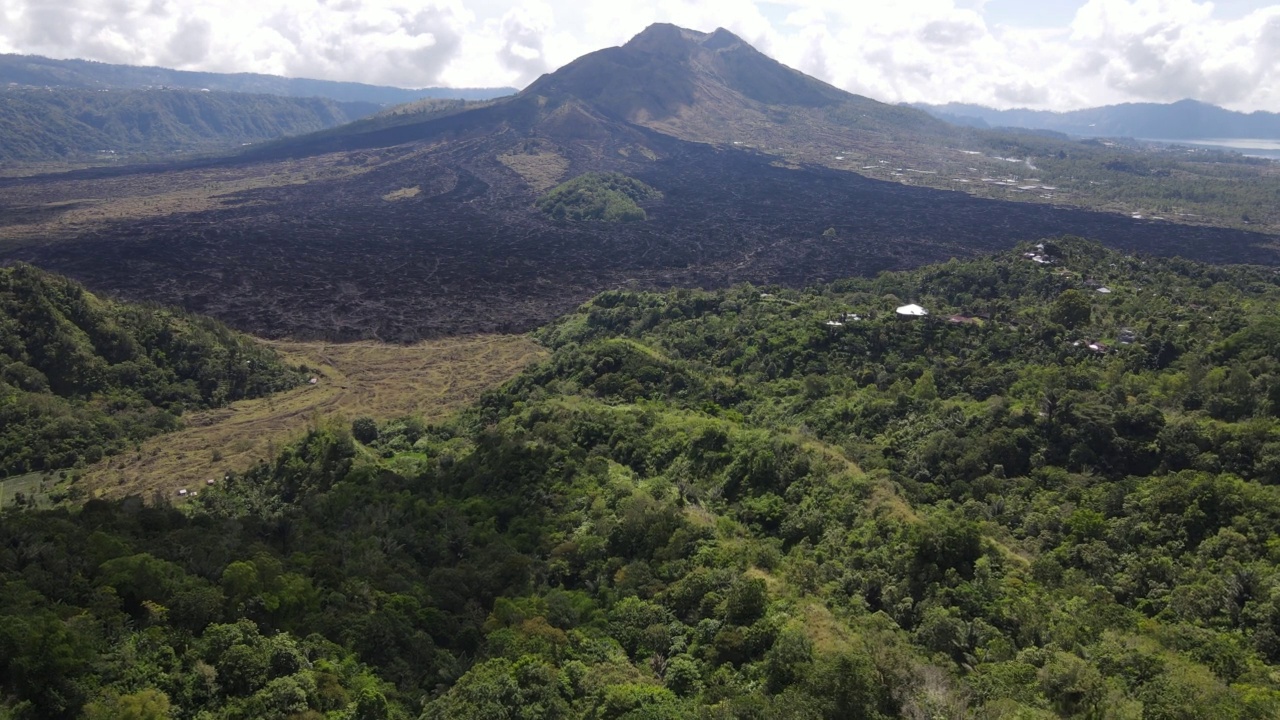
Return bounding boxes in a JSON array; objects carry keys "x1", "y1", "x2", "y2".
[{"x1": 1143, "y1": 138, "x2": 1280, "y2": 159}]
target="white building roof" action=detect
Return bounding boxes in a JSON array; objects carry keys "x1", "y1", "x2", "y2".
[{"x1": 896, "y1": 304, "x2": 929, "y2": 317}]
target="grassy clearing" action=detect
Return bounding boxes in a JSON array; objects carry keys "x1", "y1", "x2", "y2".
[
  {"x1": 798, "y1": 600, "x2": 857, "y2": 655},
  {"x1": 78, "y1": 334, "x2": 547, "y2": 501},
  {"x1": 382, "y1": 185, "x2": 421, "y2": 201},
  {"x1": 0, "y1": 471, "x2": 59, "y2": 510},
  {"x1": 497, "y1": 149, "x2": 569, "y2": 192}
]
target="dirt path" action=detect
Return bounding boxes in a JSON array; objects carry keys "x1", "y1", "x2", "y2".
[{"x1": 79, "y1": 334, "x2": 547, "y2": 500}]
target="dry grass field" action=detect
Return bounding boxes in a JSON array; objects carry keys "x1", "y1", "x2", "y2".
[
  {"x1": 78, "y1": 334, "x2": 547, "y2": 500},
  {"x1": 497, "y1": 148, "x2": 570, "y2": 192}
]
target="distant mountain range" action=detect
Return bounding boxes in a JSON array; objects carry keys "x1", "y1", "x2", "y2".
[
  {"x1": 0, "y1": 54, "x2": 516, "y2": 104},
  {"x1": 914, "y1": 99, "x2": 1280, "y2": 140},
  {"x1": 0, "y1": 87, "x2": 383, "y2": 163}
]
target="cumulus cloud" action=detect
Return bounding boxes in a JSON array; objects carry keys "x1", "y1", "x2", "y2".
[
  {"x1": 164, "y1": 17, "x2": 212, "y2": 67},
  {"x1": 497, "y1": 2, "x2": 553, "y2": 79},
  {"x1": 0, "y1": 0, "x2": 471, "y2": 86},
  {"x1": 758, "y1": 0, "x2": 1280, "y2": 111},
  {"x1": 0, "y1": 0, "x2": 1276, "y2": 110},
  {"x1": 1066, "y1": 0, "x2": 1280, "y2": 107}
]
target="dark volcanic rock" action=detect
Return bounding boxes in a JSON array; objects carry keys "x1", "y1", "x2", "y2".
[{"x1": 10, "y1": 135, "x2": 1276, "y2": 341}]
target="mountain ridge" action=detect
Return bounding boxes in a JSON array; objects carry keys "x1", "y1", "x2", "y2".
[
  {"x1": 0, "y1": 52, "x2": 517, "y2": 104},
  {"x1": 524, "y1": 24, "x2": 849, "y2": 122},
  {"x1": 242, "y1": 23, "x2": 877, "y2": 162},
  {"x1": 914, "y1": 98, "x2": 1280, "y2": 140},
  {"x1": 0, "y1": 87, "x2": 382, "y2": 163}
]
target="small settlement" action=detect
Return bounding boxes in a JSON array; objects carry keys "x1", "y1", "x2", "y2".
[{"x1": 821, "y1": 243, "x2": 1127, "y2": 354}]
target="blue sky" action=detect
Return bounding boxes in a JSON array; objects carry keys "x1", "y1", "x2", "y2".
[{"x1": 1, "y1": 0, "x2": 1278, "y2": 111}]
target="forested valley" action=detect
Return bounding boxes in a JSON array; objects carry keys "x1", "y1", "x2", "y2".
[
  {"x1": 0, "y1": 263, "x2": 303, "y2": 483},
  {"x1": 4, "y1": 239, "x2": 1280, "y2": 718}
]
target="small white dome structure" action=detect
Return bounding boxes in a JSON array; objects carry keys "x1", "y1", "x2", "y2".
[{"x1": 896, "y1": 303, "x2": 929, "y2": 317}]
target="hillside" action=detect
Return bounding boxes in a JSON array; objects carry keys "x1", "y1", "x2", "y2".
[
  {"x1": 915, "y1": 99, "x2": 1280, "y2": 141},
  {"x1": 0, "y1": 53, "x2": 516, "y2": 104},
  {"x1": 4, "y1": 240, "x2": 1280, "y2": 717},
  {"x1": 0, "y1": 24, "x2": 1277, "y2": 342},
  {"x1": 0, "y1": 263, "x2": 302, "y2": 483},
  {"x1": 0, "y1": 87, "x2": 384, "y2": 163}
]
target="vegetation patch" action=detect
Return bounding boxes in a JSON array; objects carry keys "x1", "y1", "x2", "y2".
[
  {"x1": 536, "y1": 171, "x2": 662, "y2": 222},
  {"x1": 0, "y1": 471, "x2": 55, "y2": 509},
  {"x1": 381, "y1": 185, "x2": 420, "y2": 201}
]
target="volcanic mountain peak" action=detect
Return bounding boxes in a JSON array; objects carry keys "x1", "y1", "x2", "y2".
[
  {"x1": 249, "y1": 21, "x2": 919, "y2": 165},
  {"x1": 522, "y1": 23, "x2": 846, "y2": 125},
  {"x1": 621, "y1": 22, "x2": 710, "y2": 55},
  {"x1": 621, "y1": 23, "x2": 744, "y2": 55}
]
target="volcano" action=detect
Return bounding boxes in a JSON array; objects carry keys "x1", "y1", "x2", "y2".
[
  {"x1": 247, "y1": 23, "x2": 944, "y2": 163},
  {"x1": 1, "y1": 24, "x2": 1275, "y2": 340}
]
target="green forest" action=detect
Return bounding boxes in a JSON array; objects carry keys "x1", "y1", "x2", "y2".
[
  {"x1": 537, "y1": 173, "x2": 663, "y2": 223},
  {"x1": 0, "y1": 88, "x2": 380, "y2": 163},
  {"x1": 0, "y1": 263, "x2": 302, "y2": 482},
  {"x1": 5, "y1": 239, "x2": 1280, "y2": 718}
]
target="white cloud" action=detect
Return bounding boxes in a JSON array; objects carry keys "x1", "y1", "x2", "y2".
[
  {"x1": 1, "y1": 0, "x2": 473, "y2": 86},
  {"x1": 1064, "y1": 0, "x2": 1280, "y2": 108},
  {"x1": 0, "y1": 0, "x2": 1276, "y2": 110},
  {"x1": 495, "y1": 2, "x2": 554, "y2": 79}
]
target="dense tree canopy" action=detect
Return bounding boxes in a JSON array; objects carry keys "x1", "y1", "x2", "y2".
[
  {"x1": 535, "y1": 172, "x2": 662, "y2": 223},
  {"x1": 0, "y1": 263, "x2": 302, "y2": 480},
  {"x1": 4, "y1": 238, "x2": 1280, "y2": 718}
]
